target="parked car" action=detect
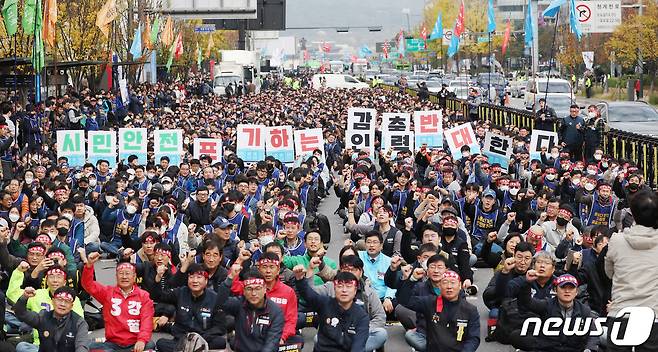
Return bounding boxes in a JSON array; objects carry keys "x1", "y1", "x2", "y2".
[
  {"x1": 524, "y1": 78, "x2": 574, "y2": 110},
  {"x1": 597, "y1": 101, "x2": 658, "y2": 137}
]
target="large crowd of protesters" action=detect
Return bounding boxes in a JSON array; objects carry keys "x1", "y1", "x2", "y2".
[{"x1": 0, "y1": 71, "x2": 655, "y2": 352}]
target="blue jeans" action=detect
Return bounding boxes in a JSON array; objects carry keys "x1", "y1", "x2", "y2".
[
  {"x1": 100, "y1": 236, "x2": 122, "y2": 256},
  {"x1": 85, "y1": 242, "x2": 101, "y2": 254},
  {"x1": 405, "y1": 329, "x2": 426, "y2": 351},
  {"x1": 89, "y1": 340, "x2": 155, "y2": 352},
  {"x1": 16, "y1": 342, "x2": 38, "y2": 352},
  {"x1": 473, "y1": 238, "x2": 503, "y2": 256},
  {"x1": 366, "y1": 327, "x2": 387, "y2": 351}
]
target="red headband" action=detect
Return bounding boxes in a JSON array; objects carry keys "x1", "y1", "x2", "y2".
[
  {"x1": 116, "y1": 263, "x2": 136, "y2": 273},
  {"x1": 599, "y1": 184, "x2": 611, "y2": 191},
  {"x1": 558, "y1": 209, "x2": 572, "y2": 219},
  {"x1": 28, "y1": 246, "x2": 46, "y2": 255},
  {"x1": 47, "y1": 268, "x2": 67, "y2": 277},
  {"x1": 48, "y1": 252, "x2": 65, "y2": 260},
  {"x1": 443, "y1": 218, "x2": 458, "y2": 227},
  {"x1": 243, "y1": 278, "x2": 265, "y2": 287},
  {"x1": 442, "y1": 271, "x2": 461, "y2": 282},
  {"x1": 144, "y1": 236, "x2": 158, "y2": 244},
  {"x1": 35, "y1": 235, "x2": 52, "y2": 245},
  {"x1": 55, "y1": 189, "x2": 67, "y2": 196},
  {"x1": 155, "y1": 248, "x2": 172, "y2": 259},
  {"x1": 53, "y1": 291, "x2": 74, "y2": 302},
  {"x1": 528, "y1": 228, "x2": 543, "y2": 239},
  {"x1": 258, "y1": 258, "x2": 280, "y2": 267}
]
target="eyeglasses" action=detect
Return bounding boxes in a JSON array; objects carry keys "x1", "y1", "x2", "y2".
[
  {"x1": 514, "y1": 255, "x2": 532, "y2": 263},
  {"x1": 427, "y1": 264, "x2": 446, "y2": 271},
  {"x1": 365, "y1": 240, "x2": 381, "y2": 245}
]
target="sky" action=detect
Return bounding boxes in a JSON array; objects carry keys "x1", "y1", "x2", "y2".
[{"x1": 282, "y1": 0, "x2": 427, "y2": 53}]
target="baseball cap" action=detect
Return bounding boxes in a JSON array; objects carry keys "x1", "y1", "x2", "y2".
[
  {"x1": 212, "y1": 217, "x2": 231, "y2": 229},
  {"x1": 482, "y1": 189, "x2": 496, "y2": 198},
  {"x1": 555, "y1": 274, "x2": 578, "y2": 288}
]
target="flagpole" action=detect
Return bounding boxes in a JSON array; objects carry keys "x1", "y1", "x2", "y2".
[
  {"x1": 13, "y1": 34, "x2": 17, "y2": 96},
  {"x1": 488, "y1": 30, "x2": 492, "y2": 103},
  {"x1": 544, "y1": 9, "x2": 560, "y2": 104},
  {"x1": 33, "y1": 0, "x2": 40, "y2": 104}
]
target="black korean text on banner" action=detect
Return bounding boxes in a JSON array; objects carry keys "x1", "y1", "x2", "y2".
[
  {"x1": 346, "y1": 108, "x2": 376, "y2": 155},
  {"x1": 483, "y1": 132, "x2": 513, "y2": 171},
  {"x1": 529, "y1": 130, "x2": 559, "y2": 161}
]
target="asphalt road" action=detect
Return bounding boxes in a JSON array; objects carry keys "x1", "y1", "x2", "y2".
[{"x1": 90, "y1": 193, "x2": 515, "y2": 351}]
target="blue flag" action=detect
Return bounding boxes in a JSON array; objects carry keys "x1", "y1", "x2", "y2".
[
  {"x1": 430, "y1": 13, "x2": 443, "y2": 40},
  {"x1": 130, "y1": 23, "x2": 142, "y2": 59},
  {"x1": 487, "y1": 0, "x2": 496, "y2": 33},
  {"x1": 542, "y1": 0, "x2": 566, "y2": 17},
  {"x1": 524, "y1": 0, "x2": 534, "y2": 48},
  {"x1": 569, "y1": 0, "x2": 582, "y2": 40},
  {"x1": 359, "y1": 45, "x2": 372, "y2": 58},
  {"x1": 447, "y1": 28, "x2": 460, "y2": 57}
]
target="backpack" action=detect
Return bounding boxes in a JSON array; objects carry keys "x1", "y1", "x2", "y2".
[
  {"x1": 492, "y1": 297, "x2": 521, "y2": 344},
  {"x1": 174, "y1": 332, "x2": 208, "y2": 352}
]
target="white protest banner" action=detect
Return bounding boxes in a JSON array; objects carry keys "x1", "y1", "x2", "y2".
[
  {"x1": 154, "y1": 129, "x2": 184, "y2": 165},
  {"x1": 118, "y1": 128, "x2": 148, "y2": 164},
  {"x1": 346, "y1": 108, "x2": 376, "y2": 156},
  {"x1": 381, "y1": 112, "x2": 411, "y2": 132},
  {"x1": 237, "y1": 124, "x2": 265, "y2": 162},
  {"x1": 575, "y1": 0, "x2": 621, "y2": 33},
  {"x1": 414, "y1": 110, "x2": 443, "y2": 149},
  {"x1": 194, "y1": 138, "x2": 223, "y2": 163},
  {"x1": 483, "y1": 132, "x2": 513, "y2": 171},
  {"x1": 582, "y1": 51, "x2": 594, "y2": 70},
  {"x1": 444, "y1": 123, "x2": 480, "y2": 159},
  {"x1": 56, "y1": 130, "x2": 86, "y2": 166},
  {"x1": 119, "y1": 79, "x2": 129, "y2": 105},
  {"x1": 88, "y1": 131, "x2": 117, "y2": 166},
  {"x1": 294, "y1": 128, "x2": 324, "y2": 158},
  {"x1": 530, "y1": 130, "x2": 559, "y2": 161},
  {"x1": 265, "y1": 126, "x2": 295, "y2": 163}
]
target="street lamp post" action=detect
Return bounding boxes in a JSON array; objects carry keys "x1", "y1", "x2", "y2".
[{"x1": 402, "y1": 8, "x2": 411, "y2": 33}]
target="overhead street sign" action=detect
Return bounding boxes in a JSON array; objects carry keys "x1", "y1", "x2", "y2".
[
  {"x1": 405, "y1": 38, "x2": 426, "y2": 52},
  {"x1": 194, "y1": 24, "x2": 216, "y2": 33},
  {"x1": 575, "y1": 0, "x2": 621, "y2": 33}
]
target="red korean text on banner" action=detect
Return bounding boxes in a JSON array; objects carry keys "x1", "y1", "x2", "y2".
[{"x1": 419, "y1": 113, "x2": 439, "y2": 133}]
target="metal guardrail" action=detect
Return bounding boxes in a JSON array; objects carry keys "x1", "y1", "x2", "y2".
[{"x1": 378, "y1": 83, "x2": 658, "y2": 187}]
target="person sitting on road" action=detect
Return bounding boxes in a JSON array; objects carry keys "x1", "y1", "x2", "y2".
[{"x1": 80, "y1": 251, "x2": 155, "y2": 352}]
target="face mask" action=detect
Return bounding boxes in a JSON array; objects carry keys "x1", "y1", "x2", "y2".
[
  {"x1": 587, "y1": 169, "x2": 597, "y2": 175},
  {"x1": 223, "y1": 203, "x2": 235, "y2": 212},
  {"x1": 594, "y1": 154, "x2": 603, "y2": 161},
  {"x1": 561, "y1": 164, "x2": 570, "y2": 170},
  {"x1": 499, "y1": 185, "x2": 509, "y2": 192},
  {"x1": 234, "y1": 203, "x2": 243, "y2": 212},
  {"x1": 545, "y1": 174, "x2": 556, "y2": 181},
  {"x1": 126, "y1": 205, "x2": 137, "y2": 214},
  {"x1": 46, "y1": 191, "x2": 54, "y2": 199},
  {"x1": 556, "y1": 217, "x2": 569, "y2": 226},
  {"x1": 588, "y1": 112, "x2": 596, "y2": 118},
  {"x1": 509, "y1": 188, "x2": 519, "y2": 196},
  {"x1": 601, "y1": 162, "x2": 609, "y2": 168},
  {"x1": 551, "y1": 153, "x2": 559, "y2": 159},
  {"x1": 57, "y1": 227, "x2": 68, "y2": 236},
  {"x1": 129, "y1": 175, "x2": 135, "y2": 181},
  {"x1": 62, "y1": 213, "x2": 73, "y2": 221},
  {"x1": 25, "y1": 177, "x2": 33, "y2": 185},
  {"x1": 585, "y1": 183, "x2": 596, "y2": 191},
  {"x1": 360, "y1": 185, "x2": 369, "y2": 194},
  {"x1": 88, "y1": 179, "x2": 97, "y2": 187},
  {"x1": 259, "y1": 235, "x2": 274, "y2": 246},
  {"x1": 8, "y1": 213, "x2": 20, "y2": 222},
  {"x1": 628, "y1": 183, "x2": 639, "y2": 192},
  {"x1": 462, "y1": 152, "x2": 470, "y2": 159},
  {"x1": 419, "y1": 260, "x2": 428, "y2": 270},
  {"x1": 163, "y1": 184, "x2": 173, "y2": 192},
  {"x1": 105, "y1": 195, "x2": 115, "y2": 204},
  {"x1": 442, "y1": 227, "x2": 457, "y2": 237},
  {"x1": 572, "y1": 178, "x2": 581, "y2": 186},
  {"x1": 147, "y1": 173, "x2": 156, "y2": 179}
]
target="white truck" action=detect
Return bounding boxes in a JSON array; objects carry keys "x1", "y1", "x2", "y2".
[{"x1": 213, "y1": 50, "x2": 261, "y2": 96}]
